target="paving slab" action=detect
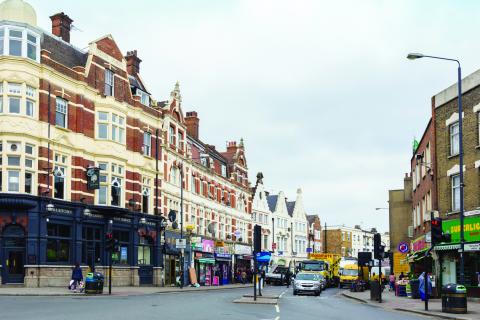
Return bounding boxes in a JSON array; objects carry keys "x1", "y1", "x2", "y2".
[{"x1": 341, "y1": 289, "x2": 479, "y2": 320}]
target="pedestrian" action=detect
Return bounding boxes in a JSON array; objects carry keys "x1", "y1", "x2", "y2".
[
  {"x1": 418, "y1": 272, "x2": 432, "y2": 301},
  {"x1": 241, "y1": 269, "x2": 247, "y2": 284},
  {"x1": 70, "y1": 262, "x2": 83, "y2": 292},
  {"x1": 285, "y1": 269, "x2": 292, "y2": 288},
  {"x1": 389, "y1": 273, "x2": 395, "y2": 292},
  {"x1": 399, "y1": 272, "x2": 405, "y2": 280}
]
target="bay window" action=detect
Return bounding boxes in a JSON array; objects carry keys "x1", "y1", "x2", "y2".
[{"x1": 0, "y1": 26, "x2": 40, "y2": 62}]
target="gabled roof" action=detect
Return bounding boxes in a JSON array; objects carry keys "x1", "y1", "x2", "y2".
[
  {"x1": 267, "y1": 195, "x2": 278, "y2": 213},
  {"x1": 286, "y1": 201, "x2": 295, "y2": 217},
  {"x1": 128, "y1": 75, "x2": 148, "y2": 93},
  {"x1": 306, "y1": 215, "x2": 318, "y2": 225}
]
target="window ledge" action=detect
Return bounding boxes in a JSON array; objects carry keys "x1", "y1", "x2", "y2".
[
  {"x1": 476, "y1": 145, "x2": 480, "y2": 149},
  {"x1": 446, "y1": 210, "x2": 460, "y2": 216},
  {"x1": 447, "y1": 154, "x2": 460, "y2": 160},
  {"x1": 55, "y1": 125, "x2": 71, "y2": 133}
]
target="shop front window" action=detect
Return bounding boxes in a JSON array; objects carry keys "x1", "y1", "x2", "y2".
[
  {"x1": 112, "y1": 230, "x2": 130, "y2": 265},
  {"x1": 82, "y1": 225, "x2": 102, "y2": 267}
]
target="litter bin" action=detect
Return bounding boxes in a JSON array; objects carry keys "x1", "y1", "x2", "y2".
[
  {"x1": 442, "y1": 284, "x2": 467, "y2": 314},
  {"x1": 370, "y1": 281, "x2": 380, "y2": 301},
  {"x1": 410, "y1": 279, "x2": 420, "y2": 299},
  {"x1": 85, "y1": 272, "x2": 104, "y2": 294}
]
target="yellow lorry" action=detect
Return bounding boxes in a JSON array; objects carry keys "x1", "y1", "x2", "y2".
[
  {"x1": 299, "y1": 253, "x2": 341, "y2": 287},
  {"x1": 339, "y1": 263, "x2": 359, "y2": 288}
]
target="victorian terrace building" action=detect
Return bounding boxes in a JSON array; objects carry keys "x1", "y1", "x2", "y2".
[{"x1": 0, "y1": 0, "x2": 252, "y2": 287}]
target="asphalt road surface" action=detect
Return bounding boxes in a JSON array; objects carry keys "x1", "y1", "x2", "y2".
[{"x1": 0, "y1": 286, "x2": 426, "y2": 320}]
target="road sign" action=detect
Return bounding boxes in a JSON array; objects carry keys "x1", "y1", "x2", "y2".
[
  {"x1": 397, "y1": 242, "x2": 409, "y2": 253},
  {"x1": 306, "y1": 247, "x2": 313, "y2": 253},
  {"x1": 176, "y1": 239, "x2": 186, "y2": 249}
]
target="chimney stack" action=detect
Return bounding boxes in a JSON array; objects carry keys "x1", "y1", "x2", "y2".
[
  {"x1": 185, "y1": 111, "x2": 200, "y2": 140},
  {"x1": 50, "y1": 12, "x2": 73, "y2": 43},
  {"x1": 125, "y1": 50, "x2": 142, "y2": 75}
]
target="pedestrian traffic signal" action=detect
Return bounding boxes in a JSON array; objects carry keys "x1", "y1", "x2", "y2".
[
  {"x1": 105, "y1": 232, "x2": 114, "y2": 251},
  {"x1": 373, "y1": 233, "x2": 382, "y2": 260}
]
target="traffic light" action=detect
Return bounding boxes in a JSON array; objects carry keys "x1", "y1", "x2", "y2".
[
  {"x1": 431, "y1": 218, "x2": 442, "y2": 245},
  {"x1": 253, "y1": 225, "x2": 262, "y2": 254},
  {"x1": 373, "y1": 233, "x2": 382, "y2": 260},
  {"x1": 431, "y1": 218, "x2": 452, "y2": 245},
  {"x1": 105, "y1": 232, "x2": 114, "y2": 251}
]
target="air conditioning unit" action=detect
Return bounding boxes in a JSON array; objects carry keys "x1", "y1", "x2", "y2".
[{"x1": 407, "y1": 226, "x2": 414, "y2": 238}]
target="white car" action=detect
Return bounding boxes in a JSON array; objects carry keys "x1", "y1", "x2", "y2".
[{"x1": 293, "y1": 273, "x2": 322, "y2": 296}]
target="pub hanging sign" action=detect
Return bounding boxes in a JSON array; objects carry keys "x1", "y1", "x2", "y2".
[{"x1": 86, "y1": 167, "x2": 100, "y2": 190}]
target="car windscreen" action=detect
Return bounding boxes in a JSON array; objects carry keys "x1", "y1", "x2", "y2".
[
  {"x1": 342, "y1": 269, "x2": 358, "y2": 276},
  {"x1": 302, "y1": 263, "x2": 325, "y2": 271},
  {"x1": 295, "y1": 273, "x2": 320, "y2": 281}
]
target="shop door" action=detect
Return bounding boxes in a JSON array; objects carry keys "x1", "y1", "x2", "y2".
[{"x1": 2, "y1": 225, "x2": 26, "y2": 284}]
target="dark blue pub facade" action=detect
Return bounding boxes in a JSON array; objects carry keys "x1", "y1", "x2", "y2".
[{"x1": 0, "y1": 193, "x2": 167, "y2": 287}]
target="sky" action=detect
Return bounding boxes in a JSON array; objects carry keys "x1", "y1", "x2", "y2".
[{"x1": 29, "y1": 0, "x2": 480, "y2": 232}]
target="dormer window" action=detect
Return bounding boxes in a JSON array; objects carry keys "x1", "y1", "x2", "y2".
[{"x1": 136, "y1": 89, "x2": 149, "y2": 106}]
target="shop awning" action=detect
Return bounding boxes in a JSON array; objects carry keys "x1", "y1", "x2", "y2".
[
  {"x1": 433, "y1": 244, "x2": 461, "y2": 251},
  {"x1": 407, "y1": 248, "x2": 429, "y2": 263}
]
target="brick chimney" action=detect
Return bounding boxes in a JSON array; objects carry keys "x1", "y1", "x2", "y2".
[
  {"x1": 185, "y1": 111, "x2": 199, "y2": 140},
  {"x1": 125, "y1": 50, "x2": 142, "y2": 75},
  {"x1": 50, "y1": 12, "x2": 73, "y2": 43},
  {"x1": 226, "y1": 141, "x2": 238, "y2": 153}
]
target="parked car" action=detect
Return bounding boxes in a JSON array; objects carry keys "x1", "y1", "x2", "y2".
[
  {"x1": 265, "y1": 265, "x2": 290, "y2": 285},
  {"x1": 293, "y1": 272, "x2": 322, "y2": 296}
]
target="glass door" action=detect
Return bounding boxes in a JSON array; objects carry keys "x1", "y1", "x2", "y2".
[{"x1": 2, "y1": 225, "x2": 26, "y2": 284}]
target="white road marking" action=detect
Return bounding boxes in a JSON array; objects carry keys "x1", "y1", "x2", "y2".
[{"x1": 275, "y1": 305, "x2": 280, "y2": 313}]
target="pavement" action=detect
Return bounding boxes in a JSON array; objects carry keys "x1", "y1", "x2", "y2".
[
  {"x1": 0, "y1": 285, "x2": 427, "y2": 320},
  {"x1": 0, "y1": 283, "x2": 253, "y2": 296},
  {"x1": 341, "y1": 288, "x2": 480, "y2": 320}
]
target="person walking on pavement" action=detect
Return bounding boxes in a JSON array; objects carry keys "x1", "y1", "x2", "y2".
[
  {"x1": 399, "y1": 272, "x2": 405, "y2": 280},
  {"x1": 70, "y1": 262, "x2": 83, "y2": 292},
  {"x1": 389, "y1": 273, "x2": 396, "y2": 292},
  {"x1": 241, "y1": 269, "x2": 247, "y2": 284}
]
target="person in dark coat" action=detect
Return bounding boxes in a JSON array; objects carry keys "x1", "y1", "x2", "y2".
[
  {"x1": 285, "y1": 269, "x2": 292, "y2": 288},
  {"x1": 71, "y1": 262, "x2": 83, "y2": 291}
]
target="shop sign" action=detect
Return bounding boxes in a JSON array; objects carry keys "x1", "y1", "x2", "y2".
[
  {"x1": 215, "y1": 253, "x2": 232, "y2": 260},
  {"x1": 224, "y1": 242, "x2": 235, "y2": 254},
  {"x1": 442, "y1": 215, "x2": 480, "y2": 243},
  {"x1": 202, "y1": 240, "x2": 214, "y2": 253},
  {"x1": 191, "y1": 237, "x2": 203, "y2": 251},
  {"x1": 234, "y1": 244, "x2": 252, "y2": 255},
  {"x1": 215, "y1": 240, "x2": 225, "y2": 247},
  {"x1": 411, "y1": 236, "x2": 426, "y2": 252},
  {"x1": 50, "y1": 207, "x2": 73, "y2": 215},
  {"x1": 393, "y1": 252, "x2": 409, "y2": 275},
  {"x1": 176, "y1": 239, "x2": 186, "y2": 249},
  {"x1": 464, "y1": 209, "x2": 480, "y2": 217},
  {"x1": 464, "y1": 242, "x2": 480, "y2": 251}
]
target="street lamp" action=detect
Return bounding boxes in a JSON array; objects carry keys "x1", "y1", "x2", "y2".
[{"x1": 407, "y1": 52, "x2": 465, "y2": 286}]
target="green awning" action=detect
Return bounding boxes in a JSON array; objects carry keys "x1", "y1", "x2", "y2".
[
  {"x1": 433, "y1": 244, "x2": 461, "y2": 251},
  {"x1": 198, "y1": 258, "x2": 215, "y2": 264}
]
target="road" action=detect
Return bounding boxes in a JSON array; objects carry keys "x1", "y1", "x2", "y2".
[{"x1": 0, "y1": 286, "x2": 426, "y2": 320}]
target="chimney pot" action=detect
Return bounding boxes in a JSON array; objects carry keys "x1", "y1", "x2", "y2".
[{"x1": 50, "y1": 12, "x2": 73, "y2": 43}]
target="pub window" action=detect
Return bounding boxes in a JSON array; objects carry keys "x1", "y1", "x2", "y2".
[
  {"x1": 7, "y1": 170, "x2": 19, "y2": 192},
  {"x1": 24, "y1": 172, "x2": 32, "y2": 194},
  {"x1": 111, "y1": 177, "x2": 122, "y2": 207},
  {"x1": 137, "y1": 236, "x2": 152, "y2": 265},
  {"x1": 46, "y1": 223, "x2": 71, "y2": 263},
  {"x1": 53, "y1": 153, "x2": 68, "y2": 200},
  {"x1": 142, "y1": 179, "x2": 151, "y2": 214},
  {"x1": 112, "y1": 230, "x2": 130, "y2": 265},
  {"x1": 82, "y1": 226, "x2": 102, "y2": 267}
]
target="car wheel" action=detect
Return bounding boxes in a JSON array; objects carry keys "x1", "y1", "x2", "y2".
[
  {"x1": 315, "y1": 291, "x2": 320, "y2": 296},
  {"x1": 293, "y1": 290, "x2": 297, "y2": 295}
]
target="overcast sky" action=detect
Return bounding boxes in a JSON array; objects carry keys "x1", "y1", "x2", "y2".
[{"x1": 30, "y1": 0, "x2": 480, "y2": 232}]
